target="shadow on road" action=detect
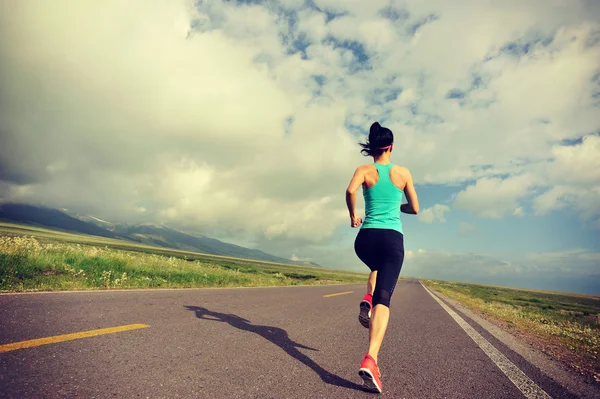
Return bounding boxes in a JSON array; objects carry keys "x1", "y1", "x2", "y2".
[{"x1": 184, "y1": 305, "x2": 364, "y2": 392}]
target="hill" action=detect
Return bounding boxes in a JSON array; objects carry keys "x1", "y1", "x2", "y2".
[
  {"x1": 0, "y1": 203, "x2": 117, "y2": 238},
  {"x1": 0, "y1": 203, "x2": 320, "y2": 267}
]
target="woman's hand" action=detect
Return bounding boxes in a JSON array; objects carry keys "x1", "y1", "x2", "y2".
[{"x1": 350, "y1": 215, "x2": 362, "y2": 228}]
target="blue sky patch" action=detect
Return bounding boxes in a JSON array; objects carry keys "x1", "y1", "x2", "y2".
[
  {"x1": 379, "y1": 5, "x2": 410, "y2": 22},
  {"x1": 284, "y1": 116, "x2": 295, "y2": 135},
  {"x1": 312, "y1": 74, "x2": 326, "y2": 86},
  {"x1": 305, "y1": 0, "x2": 348, "y2": 21},
  {"x1": 189, "y1": 17, "x2": 214, "y2": 34},
  {"x1": 404, "y1": 105, "x2": 445, "y2": 126},
  {"x1": 369, "y1": 87, "x2": 403, "y2": 104},
  {"x1": 409, "y1": 103, "x2": 418, "y2": 115},
  {"x1": 501, "y1": 42, "x2": 533, "y2": 56},
  {"x1": 407, "y1": 13, "x2": 439, "y2": 37},
  {"x1": 310, "y1": 74, "x2": 326, "y2": 97},
  {"x1": 324, "y1": 36, "x2": 369, "y2": 63},
  {"x1": 226, "y1": 0, "x2": 258, "y2": 3},
  {"x1": 469, "y1": 164, "x2": 494, "y2": 173},
  {"x1": 324, "y1": 36, "x2": 371, "y2": 71},
  {"x1": 343, "y1": 117, "x2": 367, "y2": 141},
  {"x1": 559, "y1": 136, "x2": 584, "y2": 146},
  {"x1": 323, "y1": 10, "x2": 347, "y2": 23},
  {"x1": 287, "y1": 31, "x2": 311, "y2": 58},
  {"x1": 585, "y1": 29, "x2": 600, "y2": 48},
  {"x1": 445, "y1": 72, "x2": 488, "y2": 103},
  {"x1": 446, "y1": 89, "x2": 465, "y2": 99},
  {"x1": 471, "y1": 75, "x2": 484, "y2": 88},
  {"x1": 592, "y1": 71, "x2": 600, "y2": 104},
  {"x1": 499, "y1": 35, "x2": 553, "y2": 57}
]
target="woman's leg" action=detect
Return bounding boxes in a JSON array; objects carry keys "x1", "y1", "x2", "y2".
[
  {"x1": 356, "y1": 229, "x2": 378, "y2": 328},
  {"x1": 366, "y1": 231, "x2": 404, "y2": 363},
  {"x1": 368, "y1": 304, "x2": 390, "y2": 363},
  {"x1": 358, "y1": 270, "x2": 377, "y2": 328},
  {"x1": 367, "y1": 271, "x2": 377, "y2": 294}
]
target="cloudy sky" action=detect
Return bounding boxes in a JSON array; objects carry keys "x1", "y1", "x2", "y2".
[{"x1": 1, "y1": 0, "x2": 599, "y2": 294}]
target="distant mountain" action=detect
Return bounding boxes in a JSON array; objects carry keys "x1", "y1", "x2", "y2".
[
  {"x1": 74, "y1": 214, "x2": 115, "y2": 227},
  {"x1": 0, "y1": 203, "x2": 117, "y2": 239},
  {"x1": 107, "y1": 223, "x2": 317, "y2": 265},
  {"x1": 0, "y1": 203, "x2": 321, "y2": 267}
]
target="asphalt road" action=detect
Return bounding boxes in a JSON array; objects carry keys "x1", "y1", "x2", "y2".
[{"x1": 0, "y1": 279, "x2": 597, "y2": 398}]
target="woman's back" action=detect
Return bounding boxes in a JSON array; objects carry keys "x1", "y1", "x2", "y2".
[{"x1": 361, "y1": 163, "x2": 404, "y2": 233}]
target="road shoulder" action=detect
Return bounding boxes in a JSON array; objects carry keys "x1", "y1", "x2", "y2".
[{"x1": 424, "y1": 284, "x2": 600, "y2": 399}]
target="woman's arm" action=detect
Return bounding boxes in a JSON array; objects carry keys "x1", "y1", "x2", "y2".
[
  {"x1": 400, "y1": 167, "x2": 419, "y2": 215},
  {"x1": 346, "y1": 166, "x2": 365, "y2": 227}
]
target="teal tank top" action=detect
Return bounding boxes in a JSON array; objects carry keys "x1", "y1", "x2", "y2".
[{"x1": 361, "y1": 163, "x2": 403, "y2": 234}]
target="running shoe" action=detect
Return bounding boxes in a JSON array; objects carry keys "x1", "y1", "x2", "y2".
[
  {"x1": 358, "y1": 293, "x2": 372, "y2": 328},
  {"x1": 358, "y1": 353, "x2": 382, "y2": 393}
]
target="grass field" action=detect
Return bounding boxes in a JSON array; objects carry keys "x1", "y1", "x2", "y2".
[
  {"x1": 0, "y1": 222, "x2": 368, "y2": 292},
  {"x1": 421, "y1": 279, "x2": 600, "y2": 384}
]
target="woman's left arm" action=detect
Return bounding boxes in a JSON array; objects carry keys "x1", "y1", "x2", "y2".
[{"x1": 345, "y1": 166, "x2": 365, "y2": 227}]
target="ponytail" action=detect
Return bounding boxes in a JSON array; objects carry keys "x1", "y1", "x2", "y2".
[{"x1": 359, "y1": 122, "x2": 394, "y2": 157}]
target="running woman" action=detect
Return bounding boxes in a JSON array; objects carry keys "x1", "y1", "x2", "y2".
[{"x1": 345, "y1": 121, "x2": 420, "y2": 393}]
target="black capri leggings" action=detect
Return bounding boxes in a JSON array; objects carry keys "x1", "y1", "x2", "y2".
[{"x1": 354, "y1": 228, "x2": 405, "y2": 308}]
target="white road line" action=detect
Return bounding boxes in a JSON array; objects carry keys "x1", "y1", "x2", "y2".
[{"x1": 421, "y1": 283, "x2": 552, "y2": 399}]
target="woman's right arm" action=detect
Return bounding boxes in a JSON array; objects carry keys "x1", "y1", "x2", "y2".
[{"x1": 400, "y1": 168, "x2": 420, "y2": 215}]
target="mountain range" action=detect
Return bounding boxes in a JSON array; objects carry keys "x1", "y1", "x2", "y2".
[{"x1": 0, "y1": 203, "x2": 320, "y2": 267}]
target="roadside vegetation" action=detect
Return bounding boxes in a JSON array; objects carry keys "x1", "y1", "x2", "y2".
[
  {"x1": 0, "y1": 233, "x2": 367, "y2": 292},
  {"x1": 421, "y1": 279, "x2": 600, "y2": 384}
]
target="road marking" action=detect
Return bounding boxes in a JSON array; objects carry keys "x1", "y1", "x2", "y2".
[
  {"x1": 0, "y1": 324, "x2": 150, "y2": 353},
  {"x1": 421, "y1": 284, "x2": 551, "y2": 399},
  {"x1": 323, "y1": 291, "x2": 353, "y2": 297}
]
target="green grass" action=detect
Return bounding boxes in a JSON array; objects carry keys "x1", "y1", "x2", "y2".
[
  {"x1": 0, "y1": 225, "x2": 368, "y2": 292},
  {"x1": 0, "y1": 221, "x2": 321, "y2": 267},
  {"x1": 421, "y1": 279, "x2": 600, "y2": 383}
]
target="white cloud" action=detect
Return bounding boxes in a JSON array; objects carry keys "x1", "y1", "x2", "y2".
[
  {"x1": 0, "y1": 0, "x2": 364, "y2": 243},
  {"x1": 290, "y1": 254, "x2": 312, "y2": 262},
  {"x1": 531, "y1": 136, "x2": 600, "y2": 221},
  {"x1": 483, "y1": 25, "x2": 600, "y2": 125},
  {"x1": 394, "y1": 88, "x2": 417, "y2": 106},
  {"x1": 461, "y1": 134, "x2": 600, "y2": 222},
  {"x1": 0, "y1": 0, "x2": 599, "y2": 265},
  {"x1": 418, "y1": 204, "x2": 450, "y2": 223},
  {"x1": 453, "y1": 175, "x2": 533, "y2": 219},
  {"x1": 533, "y1": 186, "x2": 569, "y2": 215},
  {"x1": 297, "y1": 9, "x2": 328, "y2": 43},
  {"x1": 546, "y1": 135, "x2": 600, "y2": 185},
  {"x1": 357, "y1": 18, "x2": 397, "y2": 54},
  {"x1": 402, "y1": 248, "x2": 600, "y2": 294}
]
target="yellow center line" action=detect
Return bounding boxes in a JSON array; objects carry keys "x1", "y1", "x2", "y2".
[
  {"x1": 323, "y1": 291, "x2": 354, "y2": 298},
  {"x1": 0, "y1": 323, "x2": 150, "y2": 353}
]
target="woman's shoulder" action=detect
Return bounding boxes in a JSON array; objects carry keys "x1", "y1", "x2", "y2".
[
  {"x1": 391, "y1": 164, "x2": 410, "y2": 173},
  {"x1": 356, "y1": 163, "x2": 377, "y2": 172},
  {"x1": 391, "y1": 164, "x2": 413, "y2": 180}
]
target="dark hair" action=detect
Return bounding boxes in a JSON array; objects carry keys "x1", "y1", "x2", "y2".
[{"x1": 359, "y1": 122, "x2": 394, "y2": 157}]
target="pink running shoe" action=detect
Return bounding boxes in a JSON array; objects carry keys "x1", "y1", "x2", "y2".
[
  {"x1": 358, "y1": 353, "x2": 382, "y2": 393},
  {"x1": 358, "y1": 293, "x2": 372, "y2": 328}
]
